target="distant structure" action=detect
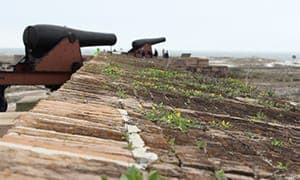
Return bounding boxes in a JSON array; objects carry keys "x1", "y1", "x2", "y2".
[
  {"x1": 181, "y1": 53, "x2": 191, "y2": 58},
  {"x1": 292, "y1": 55, "x2": 296, "y2": 59},
  {"x1": 128, "y1": 37, "x2": 166, "y2": 58}
]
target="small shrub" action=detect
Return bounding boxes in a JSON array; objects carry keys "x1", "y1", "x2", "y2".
[
  {"x1": 245, "y1": 132, "x2": 254, "y2": 139},
  {"x1": 251, "y1": 112, "x2": 266, "y2": 121},
  {"x1": 120, "y1": 166, "x2": 166, "y2": 180},
  {"x1": 215, "y1": 169, "x2": 227, "y2": 180},
  {"x1": 196, "y1": 140, "x2": 207, "y2": 153},
  {"x1": 258, "y1": 99, "x2": 294, "y2": 111},
  {"x1": 103, "y1": 64, "x2": 123, "y2": 77},
  {"x1": 120, "y1": 166, "x2": 142, "y2": 180},
  {"x1": 126, "y1": 142, "x2": 134, "y2": 151},
  {"x1": 117, "y1": 88, "x2": 128, "y2": 98},
  {"x1": 148, "y1": 170, "x2": 166, "y2": 180},
  {"x1": 168, "y1": 138, "x2": 176, "y2": 153},
  {"x1": 145, "y1": 103, "x2": 199, "y2": 131},
  {"x1": 209, "y1": 120, "x2": 232, "y2": 129},
  {"x1": 123, "y1": 134, "x2": 134, "y2": 151},
  {"x1": 271, "y1": 139, "x2": 284, "y2": 147},
  {"x1": 141, "y1": 68, "x2": 183, "y2": 79},
  {"x1": 265, "y1": 89, "x2": 275, "y2": 97},
  {"x1": 276, "y1": 162, "x2": 288, "y2": 170},
  {"x1": 101, "y1": 176, "x2": 108, "y2": 180}
]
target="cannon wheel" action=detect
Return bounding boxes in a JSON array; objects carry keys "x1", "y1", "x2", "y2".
[{"x1": 0, "y1": 96, "x2": 8, "y2": 112}]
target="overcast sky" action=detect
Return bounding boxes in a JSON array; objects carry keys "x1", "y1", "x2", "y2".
[{"x1": 0, "y1": 0, "x2": 299, "y2": 52}]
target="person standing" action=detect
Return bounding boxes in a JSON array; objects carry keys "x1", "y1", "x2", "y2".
[
  {"x1": 165, "y1": 50, "x2": 169, "y2": 58},
  {"x1": 154, "y1": 49, "x2": 158, "y2": 57}
]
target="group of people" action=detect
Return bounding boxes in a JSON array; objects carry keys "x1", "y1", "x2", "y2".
[{"x1": 153, "y1": 49, "x2": 169, "y2": 58}]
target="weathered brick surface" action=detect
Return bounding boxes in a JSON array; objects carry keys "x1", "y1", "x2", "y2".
[
  {"x1": 0, "y1": 59, "x2": 137, "y2": 179},
  {"x1": 0, "y1": 55, "x2": 298, "y2": 179}
]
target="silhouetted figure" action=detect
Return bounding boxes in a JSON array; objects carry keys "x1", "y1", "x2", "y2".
[
  {"x1": 153, "y1": 49, "x2": 158, "y2": 57},
  {"x1": 165, "y1": 50, "x2": 169, "y2": 58}
]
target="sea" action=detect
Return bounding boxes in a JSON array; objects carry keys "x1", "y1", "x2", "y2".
[{"x1": 0, "y1": 48, "x2": 299, "y2": 66}]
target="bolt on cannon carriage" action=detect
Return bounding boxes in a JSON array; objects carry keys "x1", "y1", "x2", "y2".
[{"x1": 0, "y1": 24, "x2": 117, "y2": 112}]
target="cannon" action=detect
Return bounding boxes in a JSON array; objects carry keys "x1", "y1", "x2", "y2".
[
  {"x1": 128, "y1": 37, "x2": 166, "y2": 58},
  {"x1": 0, "y1": 24, "x2": 117, "y2": 112}
]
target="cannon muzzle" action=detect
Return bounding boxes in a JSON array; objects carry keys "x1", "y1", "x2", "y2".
[
  {"x1": 23, "y1": 24, "x2": 117, "y2": 58},
  {"x1": 132, "y1": 37, "x2": 166, "y2": 49}
]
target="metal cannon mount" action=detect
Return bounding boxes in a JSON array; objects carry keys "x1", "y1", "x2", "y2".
[{"x1": 0, "y1": 24, "x2": 117, "y2": 112}]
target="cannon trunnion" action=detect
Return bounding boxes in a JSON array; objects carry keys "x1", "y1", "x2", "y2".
[{"x1": 0, "y1": 24, "x2": 117, "y2": 112}]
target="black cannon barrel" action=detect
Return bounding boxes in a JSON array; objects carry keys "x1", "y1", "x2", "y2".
[
  {"x1": 23, "y1": 24, "x2": 117, "y2": 58},
  {"x1": 132, "y1": 37, "x2": 166, "y2": 49}
]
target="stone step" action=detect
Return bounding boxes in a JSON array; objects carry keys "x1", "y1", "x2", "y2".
[{"x1": 0, "y1": 112, "x2": 26, "y2": 137}]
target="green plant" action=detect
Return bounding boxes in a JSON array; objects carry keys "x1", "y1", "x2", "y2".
[
  {"x1": 132, "y1": 71, "x2": 262, "y2": 99},
  {"x1": 148, "y1": 170, "x2": 166, "y2": 180},
  {"x1": 196, "y1": 140, "x2": 207, "y2": 152},
  {"x1": 103, "y1": 64, "x2": 123, "y2": 78},
  {"x1": 265, "y1": 89, "x2": 275, "y2": 97},
  {"x1": 123, "y1": 134, "x2": 134, "y2": 151},
  {"x1": 168, "y1": 138, "x2": 175, "y2": 153},
  {"x1": 120, "y1": 167, "x2": 166, "y2": 180},
  {"x1": 209, "y1": 120, "x2": 232, "y2": 129},
  {"x1": 145, "y1": 103, "x2": 198, "y2": 131},
  {"x1": 250, "y1": 112, "x2": 265, "y2": 121},
  {"x1": 140, "y1": 68, "x2": 185, "y2": 79},
  {"x1": 126, "y1": 142, "x2": 134, "y2": 151},
  {"x1": 101, "y1": 175, "x2": 108, "y2": 180},
  {"x1": 258, "y1": 99, "x2": 294, "y2": 111},
  {"x1": 271, "y1": 139, "x2": 284, "y2": 147},
  {"x1": 117, "y1": 88, "x2": 128, "y2": 98},
  {"x1": 215, "y1": 169, "x2": 227, "y2": 180},
  {"x1": 120, "y1": 166, "x2": 143, "y2": 180},
  {"x1": 168, "y1": 138, "x2": 175, "y2": 146},
  {"x1": 245, "y1": 132, "x2": 254, "y2": 139},
  {"x1": 276, "y1": 162, "x2": 288, "y2": 170}
]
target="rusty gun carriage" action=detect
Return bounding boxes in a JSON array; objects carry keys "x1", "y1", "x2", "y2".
[{"x1": 0, "y1": 24, "x2": 117, "y2": 112}]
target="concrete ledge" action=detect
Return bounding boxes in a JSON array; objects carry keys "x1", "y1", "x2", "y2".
[
  {"x1": 0, "y1": 112, "x2": 26, "y2": 125},
  {"x1": 0, "y1": 112, "x2": 26, "y2": 137}
]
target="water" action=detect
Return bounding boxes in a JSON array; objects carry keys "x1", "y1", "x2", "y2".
[
  {"x1": 0, "y1": 48, "x2": 24, "y2": 56},
  {"x1": 170, "y1": 50, "x2": 300, "y2": 66},
  {"x1": 1, "y1": 48, "x2": 299, "y2": 66},
  {"x1": 170, "y1": 50, "x2": 298, "y2": 60}
]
